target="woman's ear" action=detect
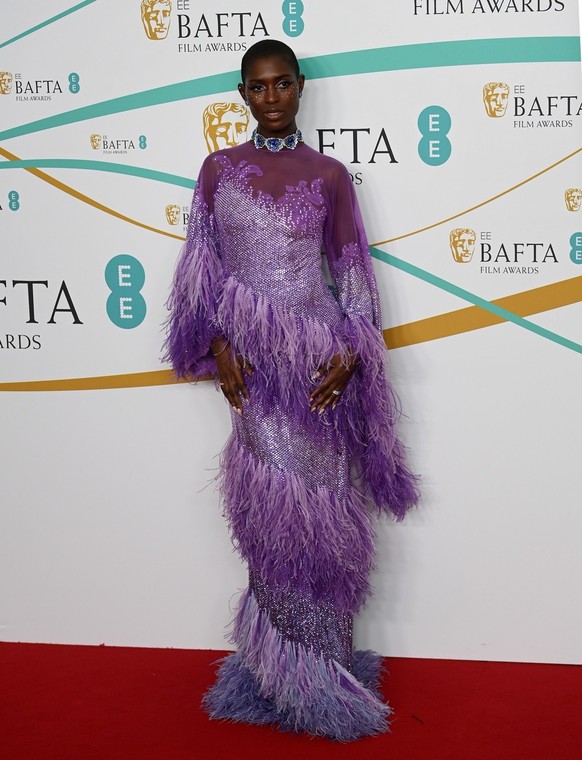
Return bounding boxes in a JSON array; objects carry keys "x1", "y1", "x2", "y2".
[{"x1": 298, "y1": 74, "x2": 305, "y2": 98}]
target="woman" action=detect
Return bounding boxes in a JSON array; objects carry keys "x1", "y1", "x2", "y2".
[{"x1": 165, "y1": 39, "x2": 418, "y2": 741}]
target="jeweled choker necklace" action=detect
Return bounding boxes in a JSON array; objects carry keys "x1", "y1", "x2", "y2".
[{"x1": 252, "y1": 128, "x2": 303, "y2": 152}]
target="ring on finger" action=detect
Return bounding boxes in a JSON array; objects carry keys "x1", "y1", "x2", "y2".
[{"x1": 332, "y1": 389, "x2": 342, "y2": 396}]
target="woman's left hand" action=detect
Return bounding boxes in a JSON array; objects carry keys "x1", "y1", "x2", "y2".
[{"x1": 309, "y1": 352, "x2": 359, "y2": 414}]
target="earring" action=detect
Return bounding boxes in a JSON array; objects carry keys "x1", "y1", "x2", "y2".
[
  {"x1": 299, "y1": 91, "x2": 303, "y2": 98},
  {"x1": 245, "y1": 100, "x2": 250, "y2": 106}
]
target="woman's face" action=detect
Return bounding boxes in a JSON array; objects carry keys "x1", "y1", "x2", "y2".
[{"x1": 238, "y1": 55, "x2": 304, "y2": 139}]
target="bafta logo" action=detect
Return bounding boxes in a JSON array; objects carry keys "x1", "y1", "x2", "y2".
[
  {"x1": 90, "y1": 134, "x2": 102, "y2": 150},
  {"x1": 203, "y1": 103, "x2": 250, "y2": 152},
  {"x1": 165, "y1": 204, "x2": 181, "y2": 225},
  {"x1": 0, "y1": 71, "x2": 13, "y2": 95},
  {"x1": 565, "y1": 188, "x2": 582, "y2": 212},
  {"x1": 483, "y1": 82, "x2": 510, "y2": 118},
  {"x1": 141, "y1": 0, "x2": 171, "y2": 40},
  {"x1": 450, "y1": 228, "x2": 476, "y2": 263}
]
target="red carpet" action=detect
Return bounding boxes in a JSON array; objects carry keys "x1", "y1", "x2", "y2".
[{"x1": 0, "y1": 643, "x2": 580, "y2": 759}]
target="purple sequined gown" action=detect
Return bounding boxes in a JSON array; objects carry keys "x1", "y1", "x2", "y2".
[{"x1": 165, "y1": 140, "x2": 418, "y2": 741}]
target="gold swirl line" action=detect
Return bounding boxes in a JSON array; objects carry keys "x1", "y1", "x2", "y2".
[
  {"x1": 2, "y1": 277, "x2": 580, "y2": 391},
  {"x1": 371, "y1": 147, "x2": 582, "y2": 245},
  {"x1": 0, "y1": 145, "x2": 186, "y2": 241},
  {"x1": 384, "y1": 275, "x2": 582, "y2": 349},
  {"x1": 3, "y1": 146, "x2": 579, "y2": 246}
]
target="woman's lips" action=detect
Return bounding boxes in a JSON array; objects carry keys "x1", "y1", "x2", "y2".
[{"x1": 264, "y1": 111, "x2": 284, "y2": 120}]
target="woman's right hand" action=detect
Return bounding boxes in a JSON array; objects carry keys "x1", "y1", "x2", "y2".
[{"x1": 211, "y1": 338, "x2": 252, "y2": 415}]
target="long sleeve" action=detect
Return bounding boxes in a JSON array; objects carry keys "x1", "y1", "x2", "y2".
[
  {"x1": 323, "y1": 164, "x2": 419, "y2": 519},
  {"x1": 323, "y1": 164, "x2": 382, "y2": 332},
  {"x1": 164, "y1": 156, "x2": 224, "y2": 379}
]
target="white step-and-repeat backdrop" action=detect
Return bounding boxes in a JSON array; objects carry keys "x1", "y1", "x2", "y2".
[{"x1": 1, "y1": 1, "x2": 581, "y2": 664}]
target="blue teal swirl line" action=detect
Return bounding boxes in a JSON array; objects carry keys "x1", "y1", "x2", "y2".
[
  {"x1": 301, "y1": 35, "x2": 580, "y2": 78},
  {"x1": 0, "y1": 0, "x2": 98, "y2": 49},
  {"x1": 370, "y1": 247, "x2": 582, "y2": 355},
  {"x1": 0, "y1": 158, "x2": 195, "y2": 189},
  {"x1": 0, "y1": 37, "x2": 578, "y2": 141}
]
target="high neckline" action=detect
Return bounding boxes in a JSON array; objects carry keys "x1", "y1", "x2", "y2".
[{"x1": 246, "y1": 138, "x2": 306, "y2": 155}]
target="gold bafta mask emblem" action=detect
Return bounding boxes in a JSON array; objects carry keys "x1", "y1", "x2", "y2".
[
  {"x1": 90, "y1": 134, "x2": 102, "y2": 150},
  {"x1": 166, "y1": 204, "x2": 181, "y2": 225},
  {"x1": 141, "y1": 0, "x2": 172, "y2": 40},
  {"x1": 0, "y1": 71, "x2": 13, "y2": 95},
  {"x1": 203, "y1": 103, "x2": 250, "y2": 153},
  {"x1": 483, "y1": 82, "x2": 510, "y2": 118},
  {"x1": 450, "y1": 228, "x2": 477, "y2": 263},
  {"x1": 565, "y1": 188, "x2": 582, "y2": 212}
]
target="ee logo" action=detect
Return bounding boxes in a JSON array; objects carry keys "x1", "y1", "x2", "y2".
[
  {"x1": 569, "y1": 232, "x2": 582, "y2": 264},
  {"x1": 139, "y1": 135, "x2": 148, "y2": 149},
  {"x1": 105, "y1": 255, "x2": 146, "y2": 328},
  {"x1": 68, "y1": 72, "x2": 80, "y2": 94},
  {"x1": 418, "y1": 106, "x2": 451, "y2": 166},
  {"x1": 282, "y1": 0, "x2": 304, "y2": 37},
  {"x1": 8, "y1": 190, "x2": 20, "y2": 211}
]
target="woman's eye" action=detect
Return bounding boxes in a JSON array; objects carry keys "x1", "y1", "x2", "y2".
[{"x1": 278, "y1": 81, "x2": 292, "y2": 89}]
